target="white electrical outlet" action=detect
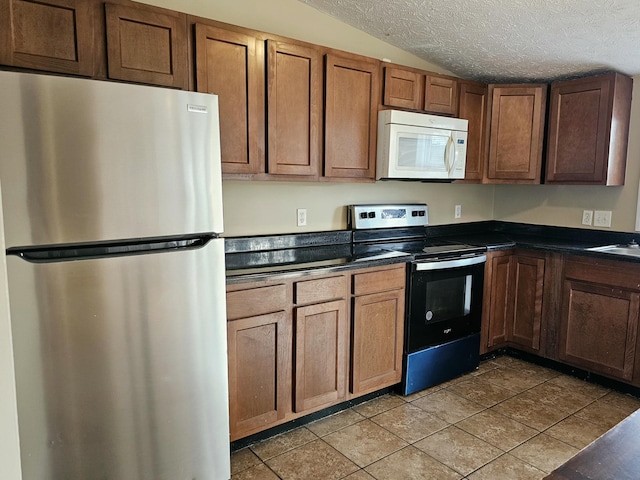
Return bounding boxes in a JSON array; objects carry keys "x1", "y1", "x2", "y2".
[
  {"x1": 297, "y1": 208, "x2": 307, "y2": 227},
  {"x1": 454, "y1": 205, "x2": 462, "y2": 219},
  {"x1": 582, "y1": 210, "x2": 593, "y2": 226},
  {"x1": 593, "y1": 210, "x2": 612, "y2": 228}
]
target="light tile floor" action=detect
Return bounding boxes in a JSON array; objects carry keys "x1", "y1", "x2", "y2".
[{"x1": 230, "y1": 356, "x2": 640, "y2": 479}]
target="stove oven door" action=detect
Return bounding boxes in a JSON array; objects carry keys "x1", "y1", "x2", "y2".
[{"x1": 407, "y1": 255, "x2": 485, "y2": 352}]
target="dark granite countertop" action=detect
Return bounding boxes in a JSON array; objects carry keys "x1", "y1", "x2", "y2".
[{"x1": 224, "y1": 221, "x2": 640, "y2": 283}]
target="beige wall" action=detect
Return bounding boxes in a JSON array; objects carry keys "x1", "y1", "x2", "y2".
[{"x1": 141, "y1": 0, "x2": 640, "y2": 235}]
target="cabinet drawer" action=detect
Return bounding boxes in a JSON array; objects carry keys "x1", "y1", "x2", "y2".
[
  {"x1": 227, "y1": 284, "x2": 288, "y2": 320},
  {"x1": 352, "y1": 266, "x2": 405, "y2": 295},
  {"x1": 295, "y1": 275, "x2": 347, "y2": 305}
]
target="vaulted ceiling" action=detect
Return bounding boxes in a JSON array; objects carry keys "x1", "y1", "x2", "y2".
[{"x1": 298, "y1": 0, "x2": 640, "y2": 82}]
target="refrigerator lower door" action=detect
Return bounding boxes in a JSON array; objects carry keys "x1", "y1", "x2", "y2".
[{"x1": 6, "y1": 238, "x2": 230, "y2": 480}]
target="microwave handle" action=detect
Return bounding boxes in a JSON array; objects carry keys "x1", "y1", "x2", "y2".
[{"x1": 445, "y1": 134, "x2": 455, "y2": 174}]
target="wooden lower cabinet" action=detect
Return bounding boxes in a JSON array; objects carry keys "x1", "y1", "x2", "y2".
[
  {"x1": 482, "y1": 250, "x2": 513, "y2": 353},
  {"x1": 508, "y1": 252, "x2": 545, "y2": 352},
  {"x1": 294, "y1": 299, "x2": 348, "y2": 413},
  {"x1": 559, "y1": 257, "x2": 640, "y2": 382},
  {"x1": 482, "y1": 249, "x2": 553, "y2": 356},
  {"x1": 351, "y1": 289, "x2": 404, "y2": 395},
  {"x1": 226, "y1": 263, "x2": 406, "y2": 441}
]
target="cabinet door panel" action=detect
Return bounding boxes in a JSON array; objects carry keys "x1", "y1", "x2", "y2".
[
  {"x1": 0, "y1": 0, "x2": 95, "y2": 75},
  {"x1": 294, "y1": 300, "x2": 347, "y2": 413},
  {"x1": 383, "y1": 67, "x2": 422, "y2": 110},
  {"x1": 105, "y1": 3, "x2": 187, "y2": 88},
  {"x1": 194, "y1": 24, "x2": 264, "y2": 174},
  {"x1": 560, "y1": 280, "x2": 639, "y2": 381},
  {"x1": 227, "y1": 311, "x2": 291, "y2": 441},
  {"x1": 267, "y1": 40, "x2": 321, "y2": 176},
  {"x1": 545, "y1": 73, "x2": 632, "y2": 185},
  {"x1": 351, "y1": 290, "x2": 404, "y2": 394},
  {"x1": 486, "y1": 254, "x2": 511, "y2": 349},
  {"x1": 324, "y1": 53, "x2": 379, "y2": 179},
  {"x1": 458, "y1": 81, "x2": 487, "y2": 181},
  {"x1": 509, "y1": 255, "x2": 544, "y2": 350},
  {"x1": 487, "y1": 85, "x2": 546, "y2": 183},
  {"x1": 424, "y1": 74, "x2": 458, "y2": 115}
]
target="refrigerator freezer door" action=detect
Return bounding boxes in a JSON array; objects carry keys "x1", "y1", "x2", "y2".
[
  {"x1": 0, "y1": 71, "x2": 223, "y2": 248},
  {"x1": 6, "y1": 238, "x2": 230, "y2": 480}
]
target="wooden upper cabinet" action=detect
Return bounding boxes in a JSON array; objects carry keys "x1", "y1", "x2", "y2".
[
  {"x1": 104, "y1": 2, "x2": 188, "y2": 88},
  {"x1": 486, "y1": 84, "x2": 547, "y2": 183},
  {"x1": 194, "y1": 23, "x2": 265, "y2": 175},
  {"x1": 545, "y1": 73, "x2": 633, "y2": 186},
  {"x1": 424, "y1": 73, "x2": 458, "y2": 115},
  {"x1": 0, "y1": 0, "x2": 96, "y2": 76},
  {"x1": 458, "y1": 80, "x2": 488, "y2": 181},
  {"x1": 324, "y1": 52, "x2": 379, "y2": 180},
  {"x1": 267, "y1": 40, "x2": 322, "y2": 177},
  {"x1": 383, "y1": 66, "x2": 422, "y2": 110}
]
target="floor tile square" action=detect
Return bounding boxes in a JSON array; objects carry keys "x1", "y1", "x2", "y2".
[
  {"x1": 411, "y1": 389, "x2": 485, "y2": 423},
  {"x1": 307, "y1": 408, "x2": 365, "y2": 437},
  {"x1": 492, "y1": 392, "x2": 570, "y2": 430},
  {"x1": 352, "y1": 394, "x2": 406, "y2": 418},
  {"x1": 573, "y1": 400, "x2": 631, "y2": 429},
  {"x1": 510, "y1": 433, "x2": 579, "y2": 473},
  {"x1": 414, "y1": 426, "x2": 502, "y2": 476},
  {"x1": 370, "y1": 402, "x2": 449, "y2": 443},
  {"x1": 447, "y1": 376, "x2": 517, "y2": 407},
  {"x1": 250, "y1": 427, "x2": 317, "y2": 461},
  {"x1": 467, "y1": 453, "x2": 546, "y2": 480},
  {"x1": 265, "y1": 439, "x2": 359, "y2": 480},
  {"x1": 342, "y1": 470, "x2": 376, "y2": 479},
  {"x1": 599, "y1": 390, "x2": 640, "y2": 415},
  {"x1": 323, "y1": 419, "x2": 408, "y2": 467},
  {"x1": 456, "y1": 409, "x2": 538, "y2": 451},
  {"x1": 476, "y1": 366, "x2": 545, "y2": 392},
  {"x1": 231, "y1": 462, "x2": 280, "y2": 480},
  {"x1": 517, "y1": 381, "x2": 594, "y2": 415},
  {"x1": 544, "y1": 415, "x2": 610, "y2": 449},
  {"x1": 547, "y1": 375, "x2": 610, "y2": 400},
  {"x1": 364, "y1": 445, "x2": 462, "y2": 480},
  {"x1": 230, "y1": 447, "x2": 261, "y2": 475}
]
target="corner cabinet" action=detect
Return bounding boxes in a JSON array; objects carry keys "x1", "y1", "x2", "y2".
[
  {"x1": 324, "y1": 52, "x2": 379, "y2": 180},
  {"x1": 485, "y1": 84, "x2": 547, "y2": 183},
  {"x1": 545, "y1": 73, "x2": 633, "y2": 185},
  {"x1": 351, "y1": 264, "x2": 405, "y2": 395},
  {"x1": 0, "y1": 0, "x2": 98, "y2": 76},
  {"x1": 481, "y1": 249, "x2": 557, "y2": 356},
  {"x1": 559, "y1": 256, "x2": 640, "y2": 383}
]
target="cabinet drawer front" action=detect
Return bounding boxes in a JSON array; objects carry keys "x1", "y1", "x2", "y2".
[
  {"x1": 227, "y1": 284, "x2": 287, "y2": 320},
  {"x1": 295, "y1": 275, "x2": 346, "y2": 304},
  {"x1": 352, "y1": 266, "x2": 405, "y2": 295}
]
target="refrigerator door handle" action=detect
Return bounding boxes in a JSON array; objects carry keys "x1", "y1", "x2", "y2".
[{"x1": 7, "y1": 234, "x2": 214, "y2": 263}]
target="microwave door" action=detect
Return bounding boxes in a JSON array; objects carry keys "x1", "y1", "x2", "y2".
[{"x1": 391, "y1": 125, "x2": 451, "y2": 179}]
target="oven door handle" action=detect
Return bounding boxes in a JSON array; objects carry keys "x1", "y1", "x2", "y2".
[{"x1": 414, "y1": 254, "x2": 486, "y2": 271}]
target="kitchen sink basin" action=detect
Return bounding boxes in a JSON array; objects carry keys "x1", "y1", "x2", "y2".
[{"x1": 587, "y1": 243, "x2": 640, "y2": 257}]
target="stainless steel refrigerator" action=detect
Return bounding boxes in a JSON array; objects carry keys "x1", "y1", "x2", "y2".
[{"x1": 0, "y1": 71, "x2": 230, "y2": 479}]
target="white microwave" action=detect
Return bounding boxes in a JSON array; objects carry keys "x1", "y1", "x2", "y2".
[{"x1": 376, "y1": 110, "x2": 469, "y2": 180}]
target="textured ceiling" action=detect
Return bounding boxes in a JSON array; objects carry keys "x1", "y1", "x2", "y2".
[{"x1": 298, "y1": 0, "x2": 640, "y2": 82}]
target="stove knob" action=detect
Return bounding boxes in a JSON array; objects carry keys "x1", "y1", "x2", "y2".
[
  {"x1": 368, "y1": 212, "x2": 376, "y2": 218},
  {"x1": 418, "y1": 210, "x2": 425, "y2": 217},
  {"x1": 411, "y1": 211, "x2": 418, "y2": 217},
  {"x1": 359, "y1": 212, "x2": 368, "y2": 219}
]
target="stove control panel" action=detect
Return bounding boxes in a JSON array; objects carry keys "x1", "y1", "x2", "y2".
[{"x1": 348, "y1": 204, "x2": 429, "y2": 229}]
